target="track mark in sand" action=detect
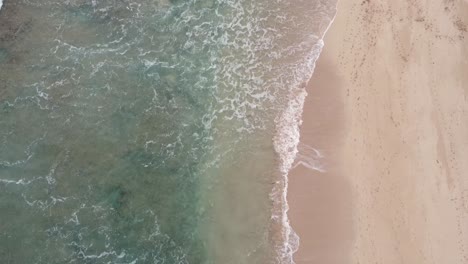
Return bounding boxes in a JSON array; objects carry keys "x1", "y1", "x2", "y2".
[
  {"x1": 454, "y1": 18, "x2": 467, "y2": 33},
  {"x1": 454, "y1": 190, "x2": 468, "y2": 263}
]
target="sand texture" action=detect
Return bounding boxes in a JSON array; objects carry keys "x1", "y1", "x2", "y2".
[{"x1": 289, "y1": 0, "x2": 468, "y2": 263}]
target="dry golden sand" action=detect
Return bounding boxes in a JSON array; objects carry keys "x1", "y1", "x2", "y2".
[{"x1": 289, "y1": 0, "x2": 468, "y2": 263}]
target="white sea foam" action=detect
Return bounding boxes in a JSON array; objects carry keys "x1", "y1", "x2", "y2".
[
  {"x1": 0, "y1": 178, "x2": 37, "y2": 185},
  {"x1": 293, "y1": 143, "x2": 326, "y2": 172},
  {"x1": 271, "y1": 2, "x2": 339, "y2": 263},
  {"x1": 270, "y1": 36, "x2": 325, "y2": 262},
  {"x1": 0, "y1": 0, "x2": 3, "y2": 12}
]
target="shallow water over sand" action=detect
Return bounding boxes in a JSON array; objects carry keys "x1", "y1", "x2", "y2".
[{"x1": 0, "y1": 0, "x2": 335, "y2": 263}]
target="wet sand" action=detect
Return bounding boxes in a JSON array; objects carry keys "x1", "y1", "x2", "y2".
[
  {"x1": 287, "y1": 46, "x2": 352, "y2": 264},
  {"x1": 289, "y1": 0, "x2": 468, "y2": 263}
]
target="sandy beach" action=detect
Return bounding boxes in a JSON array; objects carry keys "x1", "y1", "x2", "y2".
[{"x1": 289, "y1": 0, "x2": 468, "y2": 263}]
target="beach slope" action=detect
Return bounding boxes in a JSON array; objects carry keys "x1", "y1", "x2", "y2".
[{"x1": 289, "y1": 0, "x2": 468, "y2": 263}]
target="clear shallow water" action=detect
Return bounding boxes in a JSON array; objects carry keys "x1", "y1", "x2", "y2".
[{"x1": 0, "y1": 0, "x2": 336, "y2": 263}]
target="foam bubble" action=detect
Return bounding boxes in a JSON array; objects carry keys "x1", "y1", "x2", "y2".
[{"x1": 0, "y1": 0, "x2": 3, "y2": 11}]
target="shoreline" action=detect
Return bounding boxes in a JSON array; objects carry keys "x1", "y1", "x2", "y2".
[
  {"x1": 289, "y1": 0, "x2": 468, "y2": 263},
  {"x1": 272, "y1": 1, "x2": 339, "y2": 262}
]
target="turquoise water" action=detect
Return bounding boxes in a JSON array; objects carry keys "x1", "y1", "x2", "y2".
[{"x1": 0, "y1": 0, "x2": 336, "y2": 263}]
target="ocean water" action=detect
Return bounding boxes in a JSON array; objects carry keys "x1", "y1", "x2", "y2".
[{"x1": 0, "y1": 0, "x2": 336, "y2": 263}]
